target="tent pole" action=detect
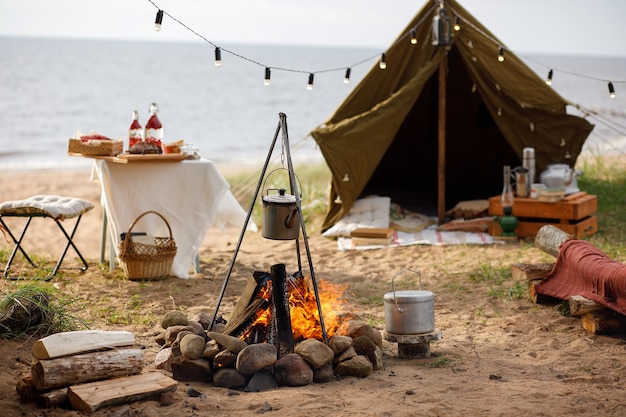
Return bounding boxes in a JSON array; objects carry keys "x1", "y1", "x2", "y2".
[{"x1": 437, "y1": 55, "x2": 447, "y2": 225}]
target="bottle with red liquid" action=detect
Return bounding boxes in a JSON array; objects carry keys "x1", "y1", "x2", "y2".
[
  {"x1": 128, "y1": 110, "x2": 143, "y2": 149},
  {"x1": 145, "y1": 102, "x2": 163, "y2": 150}
]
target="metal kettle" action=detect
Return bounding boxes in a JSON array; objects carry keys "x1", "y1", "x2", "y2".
[{"x1": 540, "y1": 163, "x2": 582, "y2": 194}]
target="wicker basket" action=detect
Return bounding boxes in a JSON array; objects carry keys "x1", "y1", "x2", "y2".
[
  {"x1": 68, "y1": 138, "x2": 123, "y2": 156},
  {"x1": 118, "y1": 211, "x2": 177, "y2": 281}
]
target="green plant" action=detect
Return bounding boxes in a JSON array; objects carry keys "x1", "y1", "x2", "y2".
[{"x1": 0, "y1": 282, "x2": 88, "y2": 339}]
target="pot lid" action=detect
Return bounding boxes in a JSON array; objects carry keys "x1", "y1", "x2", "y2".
[
  {"x1": 262, "y1": 188, "x2": 296, "y2": 204},
  {"x1": 384, "y1": 290, "x2": 434, "y2": 302}
]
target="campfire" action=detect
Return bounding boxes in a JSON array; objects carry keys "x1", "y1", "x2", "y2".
[{"x1": 154, "y1": 266, "x2": 383, "y2": 390}]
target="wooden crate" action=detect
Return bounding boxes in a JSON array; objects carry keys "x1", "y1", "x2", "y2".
[{"x1": 488, "y1": 192, "x2": 597, "y2": 238}]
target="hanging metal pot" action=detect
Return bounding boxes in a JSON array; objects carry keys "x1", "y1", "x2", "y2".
[
  {"x1": 384, "y1": 268, "x2": 435, "y2": 335},
  {"x1": 262, "y1": 188, "x2": 300, "y2": 240}
]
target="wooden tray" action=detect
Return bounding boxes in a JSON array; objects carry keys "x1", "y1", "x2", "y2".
[{"x1": 69, "y1": 152, "x2": 185, "y2": 163}]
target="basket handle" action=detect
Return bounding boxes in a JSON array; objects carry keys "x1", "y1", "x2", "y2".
[{"x1": 121, "y1": 210, "x2": 173, "y2": 249}]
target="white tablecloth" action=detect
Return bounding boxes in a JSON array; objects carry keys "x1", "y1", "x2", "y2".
[{"x1": 91, "y1": 158, "x2": 254, "y2": 278}]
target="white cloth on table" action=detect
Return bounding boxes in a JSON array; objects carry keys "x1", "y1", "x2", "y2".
[{"x1": 91, "y1": 158, "x2": 254, "y2": 279}]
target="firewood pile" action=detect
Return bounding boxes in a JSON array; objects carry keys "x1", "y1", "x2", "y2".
[
  {"x1": 515, "y1": 225, "x2": 626, "y2": 335},
  {"x1": 154, "y1": 309, "x2": 384, "y2": 390},
  {"x1": 15, "y1": 330, "x2": 177, "y2": 413}
]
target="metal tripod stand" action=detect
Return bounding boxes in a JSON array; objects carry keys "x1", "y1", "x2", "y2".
[{"x1": 208, "y1": 112, "x2": 328, "y2": 344}]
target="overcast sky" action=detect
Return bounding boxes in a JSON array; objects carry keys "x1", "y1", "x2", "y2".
[{"x1": 0, "y1": 0, "x2": 625, "y2": 57}]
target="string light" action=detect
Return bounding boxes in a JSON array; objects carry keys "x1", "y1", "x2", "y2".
[
  {"x1": 546, "y1": 69, "x2": 553, "y2": 85},
  {"x1": 608, "y1": 82, "x2": 616, "y2": 98},
  {"x1": 264, "y1": 67, "x2": 271, "y2": 86},
  {"x1": 214, "y1": 47, "x2": 222, "y2": 67},
  {"x1": 146, "y1": 1, "x2": 625, "y2": 100},
  {"x1": 454, "y1": 16, "x2": 461, "y2": 31},
  {"x1": 154, "y1": 9, "x2": 164, "y2": 31},
  {"x1": 379, "y1": 53, "x2": 387, "y2": 70},
  {"x1": 498, "y1": 46, "x2": 505, "y2": 62}
]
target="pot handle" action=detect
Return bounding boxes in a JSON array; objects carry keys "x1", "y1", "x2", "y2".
[
  {"x1": 391, "y1": 268, "x2": 422, "y2": 313},
  {"x1": 262, "y1": 168, "x2": 303, "y2": 198}
]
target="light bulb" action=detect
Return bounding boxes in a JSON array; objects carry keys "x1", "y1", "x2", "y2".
[
  {"x1": 379, "y1": 53, "x2": 387, "y2": 70},
  {"x1": 154, "y1": 10, "x2": 164, "y2": 31},
  {"x1": 214, "y1": 47, "x2": 222, "y2": 67},
  {"x1": 344, "y1": 68, "x2": 351, "y2": 84},
  {"x1": 546, "y1": 69, "x2": 553, "y2": 85},
  {"x1": 608, "y1": 81, "x2": 616, "y2": 98},
  {"x1": 454, "y1": 16, "x2": 461, "y2": 31},
  {"x1": 264, "y1": 67, "x2": 271, "y2": 86},
  {"x1": 307, "y1": 73, "x2": 314, "y2": 90},
  {"x1": 498, "y1": 46, "x2": 505, "y2": 62},
  {"x1": 410, "y1": 29, "x2": 418, "y2": 45}
]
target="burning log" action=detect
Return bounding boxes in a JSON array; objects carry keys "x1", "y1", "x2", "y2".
[{"x1": 271, "y1": 263, "x2": 294, "y2": 357}]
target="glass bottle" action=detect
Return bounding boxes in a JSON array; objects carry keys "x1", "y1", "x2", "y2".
[
  {"x1": 501, "y1": 165, "x2": 514, "y2": 215},
  {"x1": 145, "y1": 102, "x2": 163, "y2": 149},
  {"x1": 128, "y1": 110, "x2": 143, "y2": 149}
]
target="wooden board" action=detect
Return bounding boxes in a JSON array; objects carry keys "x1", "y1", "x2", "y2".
[
  {"x1": 488, "y1": 192, "x2": 597, "y2": 220},
  {"x1": 350, "y1": 228, "x2": 394, "y2": 239},
  {"x1": 67, "y1": 372, "x2": 177, "y2": 413},
  {"x1": 32, "y1": 330, "x2": 135, "y2": 360},
  {"x1": 68, "y1": 152, "x2": 185, "y2": 163},
  {"x1": 489, "y1": 215, "x2": 597, "y2": 239}
]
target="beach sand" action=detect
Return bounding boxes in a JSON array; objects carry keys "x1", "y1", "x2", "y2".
[{"x1": 1, "y1": 167, "x2": 625, "y2": 417}]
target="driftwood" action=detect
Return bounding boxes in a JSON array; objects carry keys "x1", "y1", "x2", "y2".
[
  {"x1": 67, "y1": 372, "x2": 178, "y2": 413},
  {"x1": 36, "y1": 388, "x2": 69, "y2": 408},
  {"x1": 511, "y1": 263, "x2": 554, "y2": 281},
  {"x1": 32, "y1": 330, "x2": 135, "y2": 360},
  {"x1": 569, "y1": 295, "x2": 605, "y2": 316},
  {"x1": 31, "y1": 347, "x2": 144, "y2": 390},
  {"x1": 534, "y1": 225, "x2": 574, "y2": 257},
  {"x1": 15, "y1": 376, "x2": 38, "y2": 404}
]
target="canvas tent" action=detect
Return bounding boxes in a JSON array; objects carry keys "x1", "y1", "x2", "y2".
[{"x1": 310, "y1": 0, "x2": 594, "y2": 232}]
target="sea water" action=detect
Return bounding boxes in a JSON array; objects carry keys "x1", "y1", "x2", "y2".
[{"x1": 1, "y1": 36, "x2": 624, "y2": 171}]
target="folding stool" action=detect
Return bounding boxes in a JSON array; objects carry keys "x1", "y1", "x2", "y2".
[{"x1": 0, "y1": 195, "x2": 94, "y2": 280}]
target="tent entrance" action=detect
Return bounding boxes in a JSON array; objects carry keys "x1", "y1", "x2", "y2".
[{"x1": 360, "y1": 47, "x2": 517, "y2": 216}]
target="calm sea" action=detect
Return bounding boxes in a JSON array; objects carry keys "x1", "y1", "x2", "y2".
[{"x1": 1, "y1": 37, "x2": 625, "y2": 171}]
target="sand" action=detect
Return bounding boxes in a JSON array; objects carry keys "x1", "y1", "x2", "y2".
[{"x1": 1, "y1": 167, "x2": 625, "y2": 417}]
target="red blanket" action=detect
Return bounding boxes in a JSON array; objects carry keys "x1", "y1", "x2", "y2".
[{"x1": 536, "y1": 240, "x2": 626, "y2": 316}]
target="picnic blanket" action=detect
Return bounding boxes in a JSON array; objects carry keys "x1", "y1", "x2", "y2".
[
  {"x1": 337, "y1": 226, "x2": 495, "y2": 250},
  {"x1": 536, "y1": 240, "x2": 626, "y2": 316}
]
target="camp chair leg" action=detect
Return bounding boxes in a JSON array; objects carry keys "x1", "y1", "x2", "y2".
[
  {"x1": 1, "y1": 216, "x2": 38, "y2": 278},
  {"x1": 2, "y1": 214, "x2": 89, "y2": 281}
]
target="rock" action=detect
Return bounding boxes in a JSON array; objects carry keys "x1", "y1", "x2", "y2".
[
  {"x1": 202, "y1": 340, "x2": 220, "y2": 359},
  {"x1": 244, "y1": 370, "x2": 278, "y2": 392},
  {"x1": 154, "y1": 331, "x2": 166, "y2": 346},
  {"x1": 213, "y1": 349, "x2": 238, "y2": 367},
  {"x1": 328, "y1": 335, "x2": 353, "y2": 355},
  {"x1": 370, "y1": 345, "x2": 384, "y2": 371},
  {"x1": 180, "y1": 334, "x2": 206, "y2": 360},
  {"x1": 207, "y1": 331, "x2": 248, "y2": 354},
  {"x1": 333, "y1": 345, "x2": 356, "y2": 365},
  {"x1": 161, "y1": 311, "x2": 189, "y2": 329},
  {"x1": 236, "y1": 343, "x2": 277, "y2": 375},
  {"x1": 159, "y1": 391, "x2": 176, "y2": 406},
  {"x1": 352, "y1": 335, "x2": 377, "y2": 356},
  {"x1": 273, "y1": 353, "x2": 313, "y2": 387},
  {"x1": 185, "y1": 386, "x2": 203, "y2": 397},
  {"x1": 170, "y1": 356, "x2": 213, "y2": 382},
  {"x1": 213, "y1": 368, "x2": 250, "y2": 389},
  {"x1": 165, "y1": 326, "x2": 189, "y2": 345},
  {"x1": 192, "y1": 311, "x2": 213, "y2": 330},
  {"x1": 334, "y1": 355, "x2": 373, "y2": 378},
  {"x1": 155, "y1": 346, "x2": 174, "y2": 371},
  {"x1": 313, "y1": 362, "x2": 334, "y2": 383},
  {"x1": 336, "y1": 320, "x2": 383, "y2": 348},
  {"x1": 294, "y1": 338, "x2": 335, "y2": 369}
]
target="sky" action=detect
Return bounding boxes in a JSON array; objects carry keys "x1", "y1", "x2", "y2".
[{"x1": 0, "y1": 0, "x2": 625, "y2": 57}]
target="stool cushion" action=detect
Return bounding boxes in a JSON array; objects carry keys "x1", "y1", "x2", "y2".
[{"x1": 0, "y1": 195, "x2": 94, "y2": 220}]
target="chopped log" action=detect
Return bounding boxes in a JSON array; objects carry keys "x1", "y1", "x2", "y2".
[
  {"x1": 511, "y1": 263, "x2": 554, "y2": 281},
  {"x1": 581, "y1": 310, "x2": 626, "y2": 335},
  {"x1": 569, "y1": 295, "x2": 605, "y2": 316},
  {"x1": 15, "y1": 376, "x2": 38, "y2": 404},
  {"x1": 271, "y1": 263, "x2": 294, "y2": 357},
  {"x1": 36, "y1": 388, "x2": 68, "y2": 408},
  {"x1": 31, "y1": 347, "x2": 144, "y2": 391},
  {"x1": 67, "y1": 372, "x2": 178, "y2": 413},
  {"x1": 32, "y1": 330, "x2": 135, "y2": 360},
  {"x1": 535, "y1": 225, "x2": 574, "y2": 258},
  {"x1": 528, "y1": 280, "x2": 561, "y2": 305}
]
